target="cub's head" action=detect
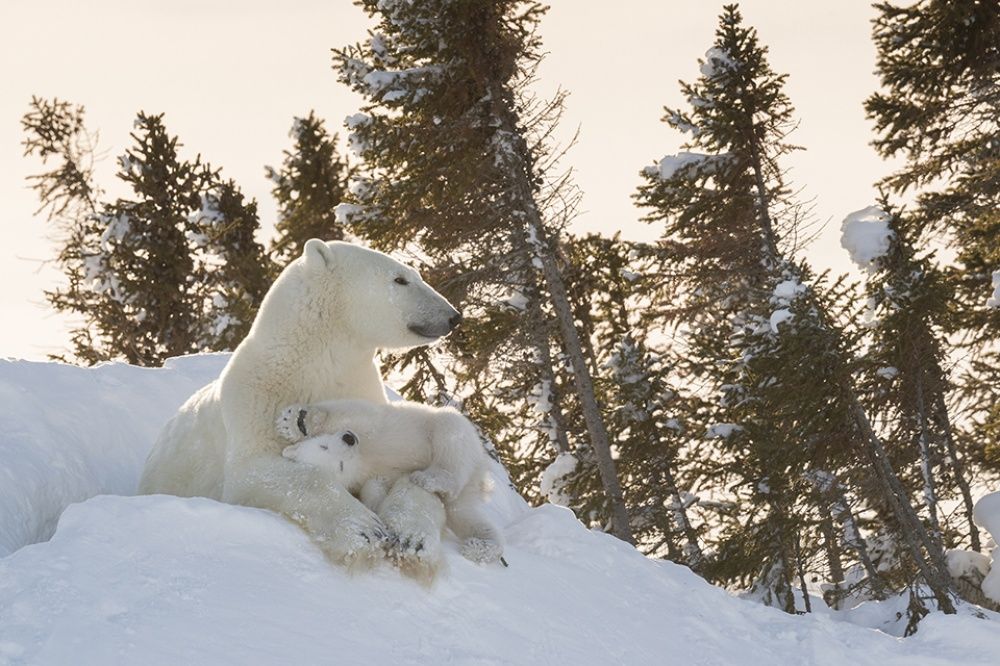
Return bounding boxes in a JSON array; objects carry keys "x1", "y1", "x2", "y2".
[
  {"x1": 302, "y1": 239, "x2": 461, "y2": 350},
  {"x1": 282, "y1": 430, "x2": 365, "y2": 492}
]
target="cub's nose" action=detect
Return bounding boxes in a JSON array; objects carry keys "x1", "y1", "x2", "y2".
[{"x1": 448, "y1": 311, "x2": 463, "y2": 331}]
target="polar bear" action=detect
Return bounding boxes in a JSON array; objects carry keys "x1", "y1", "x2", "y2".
[
  {"x1": 138, "y1": 239, "x2": 461, "y2": 568},
  {"x1": 276, "y1": 399, "x2": 505, "y2": 573}
]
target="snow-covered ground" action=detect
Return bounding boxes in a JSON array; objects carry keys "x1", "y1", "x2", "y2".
[{"x1": 1, "y1": 356, "x2": 999, "y2": 665}]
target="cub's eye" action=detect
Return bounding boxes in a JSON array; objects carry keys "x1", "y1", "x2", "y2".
[
  {"x1": 319, "y1": 444, "x2": 329, "y2": 451},
  {"x1": 342, "y1": 432, "x2": 358, "y2": 446},
  {"x1": 394, "y1": 276, "x2": 409, "y2": 286}
]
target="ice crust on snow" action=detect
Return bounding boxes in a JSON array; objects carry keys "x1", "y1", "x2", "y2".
[{"x1": 841, "y1": 206, "x2": 895, "y2": 270}]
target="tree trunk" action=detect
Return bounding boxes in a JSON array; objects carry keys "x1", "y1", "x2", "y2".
[
  {"x1": 661, "y1": 464, "x2": 703, "y2": 569},
  {"x1": 844, "y1": 382, "x2": 957, "y2": 613},
  {"x1": 820, "y1": 514, "x2": 845, "y2": 609},
  {"x1": 913, "y1": 372, "x2": 943, "y2": 544},
  {"x1": 935, "y1": 393, "x2": 982, "y2": 551},
  {"x1": 490, "y1": 96, "x2": 634, "y2": 544}
]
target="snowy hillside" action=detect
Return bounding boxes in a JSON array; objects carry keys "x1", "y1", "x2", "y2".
[{"x1": 1, "y1": 357, "x2": 1000, "y2": 665}]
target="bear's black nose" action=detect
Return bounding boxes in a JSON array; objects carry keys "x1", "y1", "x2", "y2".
[
  {"x1": 342, "y1": 432, "x2": 357, "y2": 447},
  {"x1": 448, "y1": 312, "x2": 463, "y2": 330}
]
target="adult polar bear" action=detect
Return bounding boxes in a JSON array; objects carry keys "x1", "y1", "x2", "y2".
[{"x1": 139, "y1": 239, "x2": 461, "y2": 566}]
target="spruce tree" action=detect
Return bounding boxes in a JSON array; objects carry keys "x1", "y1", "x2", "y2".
[
  {"x1": 636, "y1": 5, "x2": 956, "y2": 618},
  {"x1": 267, "y1": 112, "x2": 353, "y2": 265},
  {"x1": 23, "y1": 101, "x2": 269, "y2": 364},
  {"x1": 867, "y1": 0, "x2": 1000, "y2": 471},
  {"x1": 845, "y1": 205, "x2": 981, "y2": 553},
  {"x1": 333, "y1": 0, "x2": 633, "y2": 542}
]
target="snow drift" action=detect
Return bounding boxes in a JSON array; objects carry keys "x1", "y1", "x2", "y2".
[
  {"x1": 0, "y1": 354, "x2": 228, "y2": 557},
  {"x1": 2, "y1": 356, "x2": 1000, "y2": 665}
]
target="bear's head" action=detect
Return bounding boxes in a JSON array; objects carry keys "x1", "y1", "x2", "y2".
[
  {"x1": 281, "y1": 430, "x2": 366, "y2": 492},
  {"x1": 302, "y1": 239, "x2": 461, "y2": 350}
]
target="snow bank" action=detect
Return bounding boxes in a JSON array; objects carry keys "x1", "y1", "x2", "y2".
[
  {"x1": 3, "y1": 496, "x2": 1000, "y2": 665},
  {"x1": 3, "y1": 357, "x2": 1000, "y2": 664},
  {"x1": 0, "y1": 354, "x2": 227, "y2": 556},
  {"x1": 841, "y1": 206, "x2": 895, "y2": 270}
]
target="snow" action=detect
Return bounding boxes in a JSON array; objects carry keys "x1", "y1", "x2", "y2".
[
  {"x1": 947, "y1": 549, "x2": 991, "y2": 580},
  {"x1": 644, "y1": 151, "x2": 729, "y2": 181},
  {"x1": 987, "y1": 270, "x2": 1000, "y2": 309},
  {"x1": 705, "y1": 423, "x2": 743, "y2": 439},
  {"x1": 334, "y1": 202, "x2": 364, "y2": 224},
  {"x1": 841, "y1": 206, "x2": 895, "y2": 270},
  {"x1": 876, "y1": 366, "x2": 899, "y2": 380},
  {"x1": 773, "y1": 278, "x2": 806, "y2": 302},
  {"x1": 769, "y1": 307, "x2": 794, "y2": 333},
  {"x1": 3, "y1": 357, "x2": 1000, "y2": 664},
  {"x1": 539, "y1": 452, "x2": 577, "y2": 506},
  {"x1": 0, "y1": 355, "x2": 228, "y2": 557},
  {"x1": 700, "y1": 46, "x2": 736, "y2": 78}
]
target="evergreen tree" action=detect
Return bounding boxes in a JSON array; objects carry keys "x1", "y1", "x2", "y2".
[
  {"x1": 333, "y1": 0, "x2": 633, "y2": 541},
  {"x1": 267, "y1": 112, "x2": 353, "y2": 265},
  {"x1": 845, "y1": 205, "x2": 981, "y2": 553},
  {"x1": 867, "y1": 0, "x2": 1000, "y2": 471},
  {"x1": 23, "y1": 100, "x2": 269, "y2": 364},
  {"x1": 636, "y1": 5, "x2": 956, "y2": 618}
]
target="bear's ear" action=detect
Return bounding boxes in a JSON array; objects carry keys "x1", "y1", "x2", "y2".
[{"x1": 303, "y1": 238, "x2": 336, "y2": 270}]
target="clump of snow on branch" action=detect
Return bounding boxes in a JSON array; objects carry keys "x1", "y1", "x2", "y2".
[
  {"x1": 986, "y1": 270, "x2": 1000, "y2": 309},
  {"x1": 700, "y1": 47, "x2": 736, "y2": 78},
  {"x1": 644, "y1": 152, "x2": 730, "y2": 181},
  {"x1": 769, "y1": 308, "x2": 793, "y2": 333},
  {"x1": 706, "y1": 423, "x2": 743, "y2": 439},
  {"x1": 840, "y1": 206, "x2": 894, "y2": 270},
  {"x1": 539, "y1": 452, "x2": 577, "y2": 506}
]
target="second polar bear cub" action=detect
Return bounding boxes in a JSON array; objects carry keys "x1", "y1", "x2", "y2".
[{"x1": 277, "y1": 399, "x2": 504, "y2": 566}]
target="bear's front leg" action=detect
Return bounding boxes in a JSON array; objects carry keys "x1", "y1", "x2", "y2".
[
  {"x1": 377, "y1": 477, "x2": 446, "y2": 583},
  {"x1": 224, "y1": 454, "x2": 388, "y2": 569}
]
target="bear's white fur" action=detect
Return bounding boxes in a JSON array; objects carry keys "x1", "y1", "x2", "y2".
[
  {"x1": 138, "y1": 239, "x2": 460, "y2": 567},
  {"x1": 277, "y1": 399, "x2": 504, "y2": 575}
]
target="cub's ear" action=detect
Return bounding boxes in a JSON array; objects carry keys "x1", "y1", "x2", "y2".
[{"x1": 303, "y1": 238, "x2": 336, "y2": 269}]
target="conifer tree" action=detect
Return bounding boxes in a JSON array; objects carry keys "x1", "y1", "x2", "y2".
[
  {"x1": 845, "y1": 205, "x2": 981, "y2": 553},
  {"x1": 267, "y1": 112, "x2": 353, "y2": 265},
  {"x1": 867, "y1": 0, "x2": 1000, "y2": 470},
  {"x1": 333, "y1": 0, "x2": 633, "y2": 542},
  {"x1": 23, "y1": 100, "x2": 269, "y2": 364},
  {"x1": 636, "y1": 5, "x2": 956, "y2": 618}
]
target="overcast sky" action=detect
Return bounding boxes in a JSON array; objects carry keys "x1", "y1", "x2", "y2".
[{"x1": 0, "y1": 0, "x2": 888, "y2": 361}]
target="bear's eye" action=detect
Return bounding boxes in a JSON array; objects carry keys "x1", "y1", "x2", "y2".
[
  {"x1": 394, "y1": 276, "x2": 409, "y2": 286},
  {"x1": 319, "y1": 444, "x2": 329, "y2": 451},
  {"x1": 342, "y1": 431, "x2": 358, "y2": 447}
]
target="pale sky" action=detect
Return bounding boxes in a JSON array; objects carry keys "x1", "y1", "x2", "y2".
[{"x1": 0, "y1": 1, "x2": 887, "y2": 361}]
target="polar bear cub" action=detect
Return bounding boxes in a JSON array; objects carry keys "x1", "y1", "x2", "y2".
[{"x1": 277, "y1": 399, "x2": 505, "y2": 568}]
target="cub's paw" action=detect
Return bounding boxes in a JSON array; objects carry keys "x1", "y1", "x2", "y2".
[
  {"x1": 276, "y1": 404, "x2": 309, "y2": 442},
  {"x1": 409, "y1": 468, "x2": 458, "y2": 501},
  {"x1": 460, "y1": 537, "x2": 504, "y2": 565}
]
